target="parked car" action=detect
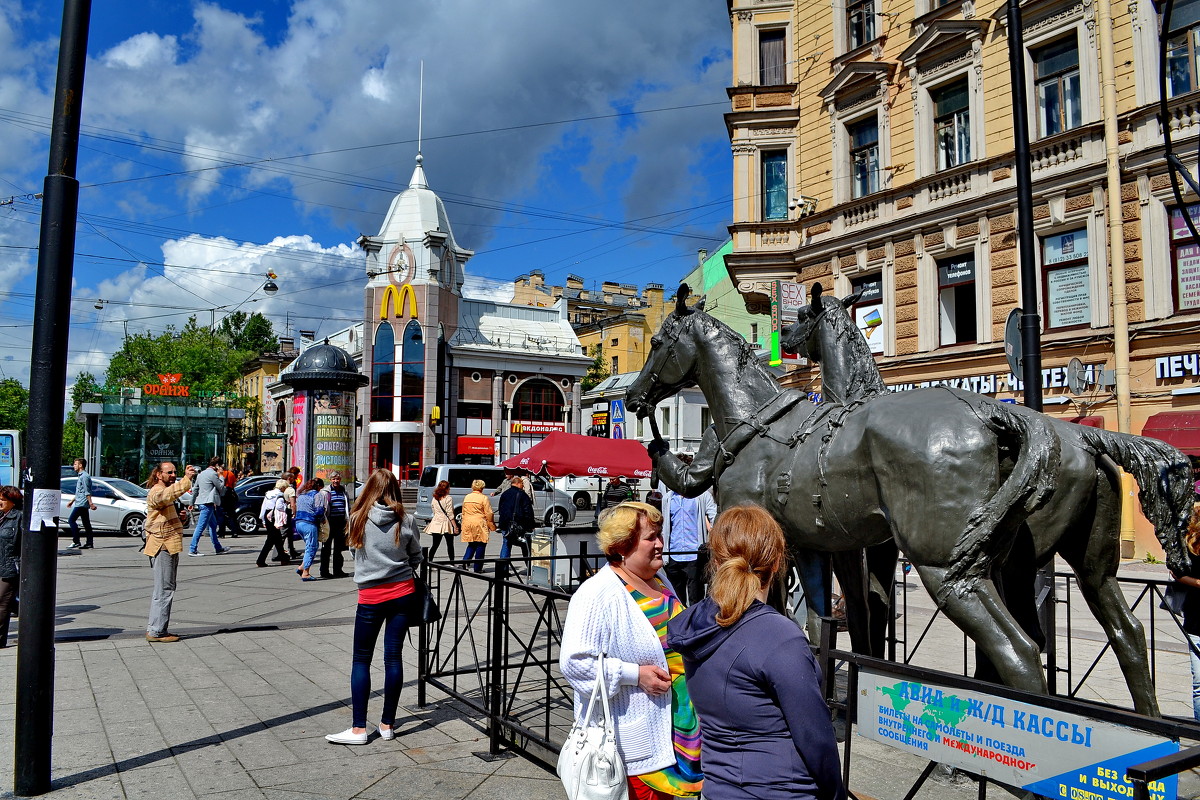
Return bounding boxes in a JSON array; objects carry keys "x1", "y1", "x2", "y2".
[
  {"x1": 59, "y1": 476, "x2": 149, "y2": 538},
  {"x1": 231, "y1": 476, "x2": 280, "y2": 534},
  {"x1": 414, "y1": 464, "x2": 577, "y2": 529}
]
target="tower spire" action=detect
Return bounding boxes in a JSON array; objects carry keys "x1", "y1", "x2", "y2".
[{"x1": 409, "y1": 61, "x2": 427, "y2": 189}]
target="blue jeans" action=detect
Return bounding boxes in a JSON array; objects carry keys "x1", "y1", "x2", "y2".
[
  {"x1": 1189, "y1": 633, "x2": 1200, "y2": 721},
  {"x1": 68, "y1": 506, "x2": 93, "y2": 546},
  {"x1": 296, "y1": 521, "x2": 319, "y2": 570},
  {"x1": 351, "y1": 593, "x2": 415, "y2": 728},
  {"x1": 190, "y1": 504, "x2": 223, "y2": 553},
  {"x1": 463, "y1": 541, "x2": 486, "y2": 573},
  {"x1": 498, "y1": 530, "x2": 529, "y2": 566}
]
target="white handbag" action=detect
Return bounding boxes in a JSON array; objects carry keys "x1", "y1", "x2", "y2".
[{"x1": 558, "y1": 653, "x2": 628, "y2": 800}]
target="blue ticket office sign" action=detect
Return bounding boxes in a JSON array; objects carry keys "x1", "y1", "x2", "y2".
[{"x1": 857, "y1": 667, "x2": 1177, "y2": 800}]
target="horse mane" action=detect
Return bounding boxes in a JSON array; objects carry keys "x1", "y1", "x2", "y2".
[
  {"x1": 815, "y1": 295, "x2": 888, "y2": 402},
  {"x1": 687, "y1": 309, "x2": 765, "y2": 374}
]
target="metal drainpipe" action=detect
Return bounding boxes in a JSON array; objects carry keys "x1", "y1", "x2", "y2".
[
  {"x1": 1096, "y1": 0, "x2": 1137, "y2": 555},
  {"x1": 1097, "y1": 0, "x2": 1131, "y2": 435}
]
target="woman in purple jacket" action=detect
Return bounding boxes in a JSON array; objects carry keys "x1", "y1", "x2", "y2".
[{"x1": 667, "y1": 505, "x2": 846, "y2": 800}]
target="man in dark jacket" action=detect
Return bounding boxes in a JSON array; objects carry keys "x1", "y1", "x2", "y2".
[
  {"x1": 497, "y1": 477, "x2": 535, "y2": 572},
  {"x1": 320, "y1": 471, "x2": 350, "y2": 579}
]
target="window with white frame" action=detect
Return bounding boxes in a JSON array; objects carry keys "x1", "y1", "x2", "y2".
[
  {"x1": 1033, "y1": 36, "x2": 1082, "y2": 137},
  {"x1": 937, "y1": 254, "x2": 977, "y2": 345},
  {"x1": 849, "y1": 117, "x2": 880, "y2": 198},
  {"x1": 759, "y1": 29, "x2": 787, "y2": 85},
  {"x1": 762, "y1": 150, "x2": 789, "y2": 220},
  {"x1": 1042, "y1": 228, "x2": 1090, "y2": 328},
  {"x1": 847, "y1": 0, "x2": 876, "y2": 49},
  {"x1": 850, "y1": 274, "x2": 885, "y2": 354},
  {"x1": 933, "y1": 79, "x2": 971, "y2": 170},
  {"x1": 1166, "y1": 0, "x2": 1200, "y2": 96}
]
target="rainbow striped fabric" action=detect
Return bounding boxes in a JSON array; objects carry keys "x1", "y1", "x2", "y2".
[{"x1": 623, "y1": 578, "x2": 703, "y2": 797}]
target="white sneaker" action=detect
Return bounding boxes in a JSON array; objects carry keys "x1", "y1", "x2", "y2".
[
  {"x1": 378, "y1": 724, "x2": 395, "y2": 741},
  {"x1": 325, "y1": 728, "x2": 368, "y2": 745}
]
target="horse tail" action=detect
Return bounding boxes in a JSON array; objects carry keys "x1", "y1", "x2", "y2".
[
  {"x1": 1074, "y1": 427, "x2": 1193, "y2": 571},
  {"x1": 942, "y1": 401, "x2": 1060, "y2": 596}
]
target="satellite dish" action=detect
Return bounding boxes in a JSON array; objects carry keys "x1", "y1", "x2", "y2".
[
  {"x1": 1004, "y1": 308, "x2": 1023, "y2": 377},
  {"x1": 1066, "y1": 358, "x2": 1089, "y2": 396}
]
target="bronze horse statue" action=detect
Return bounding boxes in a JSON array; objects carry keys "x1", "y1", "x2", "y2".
[
  {"x1": 628, "y1": 288, "x2": 1068, "y2": 698},
  {"x1": 780, "y1": 282, "x2": 1195, "y2": 714}
]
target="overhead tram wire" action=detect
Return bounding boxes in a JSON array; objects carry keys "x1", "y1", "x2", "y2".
[{"x1": 2, "y1": 102, "x2": 728, "y2": 242}]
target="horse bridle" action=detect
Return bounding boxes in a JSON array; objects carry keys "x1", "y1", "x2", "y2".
[{"x1": 642, "y1": 315, "x2": 693, "y2": 396}]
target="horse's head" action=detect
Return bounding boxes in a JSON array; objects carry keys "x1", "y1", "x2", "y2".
[
  {"x1": 781, "y1": 282, "x2": 863, "y2": 360},
  {"x1": 627, "y1": 285, "x2": 704, "y2": 418}
]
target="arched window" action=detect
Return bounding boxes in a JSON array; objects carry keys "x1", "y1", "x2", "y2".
[
  {"x1": 371, "y1": 322, "x2": 395, "y2": 421},
  {"x1": 514, "y1": 379, "x2": 563, "y2": 422},
  {"x1": 400, "y1": 319, "x2": 424, "y2": 422}
]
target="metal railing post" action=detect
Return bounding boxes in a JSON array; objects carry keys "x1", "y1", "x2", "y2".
[
  {"x1": 488, "y1": 559, "x2": 510, "y2": 755},
  {"x1": 818, "y1": 615, "x2": 838, "y2": 705},
  {"x1": 417, "y1": 549, "x2": 429, "y2": 708}
]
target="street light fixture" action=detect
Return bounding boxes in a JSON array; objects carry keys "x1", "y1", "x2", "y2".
[{"x1": 263, "y1": 270, "x2": 279, "y2": 295}]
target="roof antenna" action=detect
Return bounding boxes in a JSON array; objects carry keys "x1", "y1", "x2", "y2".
[{"x1": 417, "y1": 60, "x2": 424, "y2": 157}]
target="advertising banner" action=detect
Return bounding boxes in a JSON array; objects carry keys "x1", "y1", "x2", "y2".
[
  {"x1": 1047, "y1": 264, "x2": 1091, "y2": 328},
  {"x1": 857, "y1": 667, "x2": 1177, "y2": 800},
  {"x1": 290, "y1": 391, "x2": 307, "y2": 475},
  {"x1": 311, "y1": 390, "x2": 354, "y2": 483},
  {"x1": 769, "y1": 281, "x2": 806, "y2": 365},
  {"x1": 1175, "y1": 242, "x2": 1200, "y2": 311}
]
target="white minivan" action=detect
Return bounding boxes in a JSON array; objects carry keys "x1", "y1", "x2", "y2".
[{"x1": 413, "y1": 465, "x2": 577, "y2": 529}]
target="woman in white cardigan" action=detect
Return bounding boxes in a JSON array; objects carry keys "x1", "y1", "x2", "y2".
[{"x1": 560, "y1": 501, "x2": 703, "y2": 800}]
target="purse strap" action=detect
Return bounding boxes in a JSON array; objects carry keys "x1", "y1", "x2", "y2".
[{"x1": 578, "y1": 652, "x2": 615, "y2": 735}]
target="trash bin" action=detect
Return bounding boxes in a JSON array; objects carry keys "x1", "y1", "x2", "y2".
[{"x1": 529, "y1": 530, "x2": 553, "y2": 587}]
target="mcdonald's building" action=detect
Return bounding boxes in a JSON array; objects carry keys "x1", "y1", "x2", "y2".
[{"x1": 354, "y1": 155, "x2": 592, "y2": 480}]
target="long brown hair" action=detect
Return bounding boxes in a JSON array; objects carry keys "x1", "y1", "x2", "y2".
[
  {"x1": 433, "y1": 480, "x2": 450, "y2": 500},
  {"x1": 347, "y1": 469, "x2": 406, "y2": 548},
  {"x1": 1187, "y1": 502, "x2": 1200, "y2": 556},
  {"x1": 709, "y1": 505, "x2": 788, "y2": 627}
]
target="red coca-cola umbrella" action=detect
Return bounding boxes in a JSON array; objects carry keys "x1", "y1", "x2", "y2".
[{"x1": 499, "y1": 431, "x2": 652, "y2": 479}]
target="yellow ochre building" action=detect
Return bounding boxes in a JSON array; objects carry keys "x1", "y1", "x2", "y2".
[{"x1": 724, "y1": 0, "x2": 1200, "y2": 556}]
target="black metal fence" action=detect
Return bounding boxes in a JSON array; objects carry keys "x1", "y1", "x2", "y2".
[
  {"x1": 889, "y1": 560, "x2": 1200, "y2": 711},
  {"x1": 415, "y1": 551, "x2": 1200, "y2": 794}
]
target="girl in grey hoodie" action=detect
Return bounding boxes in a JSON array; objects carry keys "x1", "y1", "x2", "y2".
[{"x1": 325, "y1": 469, "x2": 423, "y2": 746}]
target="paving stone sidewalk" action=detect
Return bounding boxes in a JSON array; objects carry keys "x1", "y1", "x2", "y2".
[{"x1": 0, "y1": 532, "x2": 1195, "y2": 798}]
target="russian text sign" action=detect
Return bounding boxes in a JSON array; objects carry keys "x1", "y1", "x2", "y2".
[{"x1": 857, "y1": 667, "x2": 1177, "y2": 800}]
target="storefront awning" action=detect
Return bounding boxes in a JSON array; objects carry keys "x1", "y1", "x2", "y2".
[
  {"x1": 1141, "y1": 412, "x2": 1200, "y2": 456},
  {"x1": 457, "y1": 436, "x2": 495, "y2": 456}
]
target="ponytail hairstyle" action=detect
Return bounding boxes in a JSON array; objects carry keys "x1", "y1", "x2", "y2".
[
  {"x1": 1187, "y1": 502, "x2": 1200, "y2": 556},
  {"x1": 708, "y1": 504, "x2": 788, "y2": 627}
]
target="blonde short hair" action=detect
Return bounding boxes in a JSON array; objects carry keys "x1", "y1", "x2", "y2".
[
  {"x1": 511, "y1": 476, "x2": 524, "y2": 489},
  {"x1": 471, "y1": 479, "x2": 486, "y2": 492},
  {"x1": 275, "y1": 479, "x2": 289, "y2": 491},
  {"x1": 597, "y1": 501, "x2": 663, "y2": 559}
]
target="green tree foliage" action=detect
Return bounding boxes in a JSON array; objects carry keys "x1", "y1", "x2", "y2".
[
  {"x1": 61, "y1": 372, "x2": 101, "y2": 461},
  {"x1": 107, "y1": 317, "x2": 251, "y2": 394},
  {"x1": 581, "y1": 344, "x2": 610, "y2": 392},
  {"x1": 0, "y1": 378, "x2": 29, "y2": 433},
  {"x1": 216, "y1": 311, "x2": 277, "y2": 354}
]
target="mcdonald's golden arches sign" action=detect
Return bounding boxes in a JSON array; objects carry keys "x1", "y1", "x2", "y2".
[{"x1": 378, "y1": 284, "x2": 419, "y2": 320}]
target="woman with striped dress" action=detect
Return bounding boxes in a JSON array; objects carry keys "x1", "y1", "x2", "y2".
[{"x1": 560, "y1": 501, "x2": 702, "y2": 800}]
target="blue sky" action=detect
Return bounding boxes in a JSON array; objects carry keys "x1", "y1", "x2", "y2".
[{"x1": 0, "y1": 0, "x2": 734, "y2": 386}]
